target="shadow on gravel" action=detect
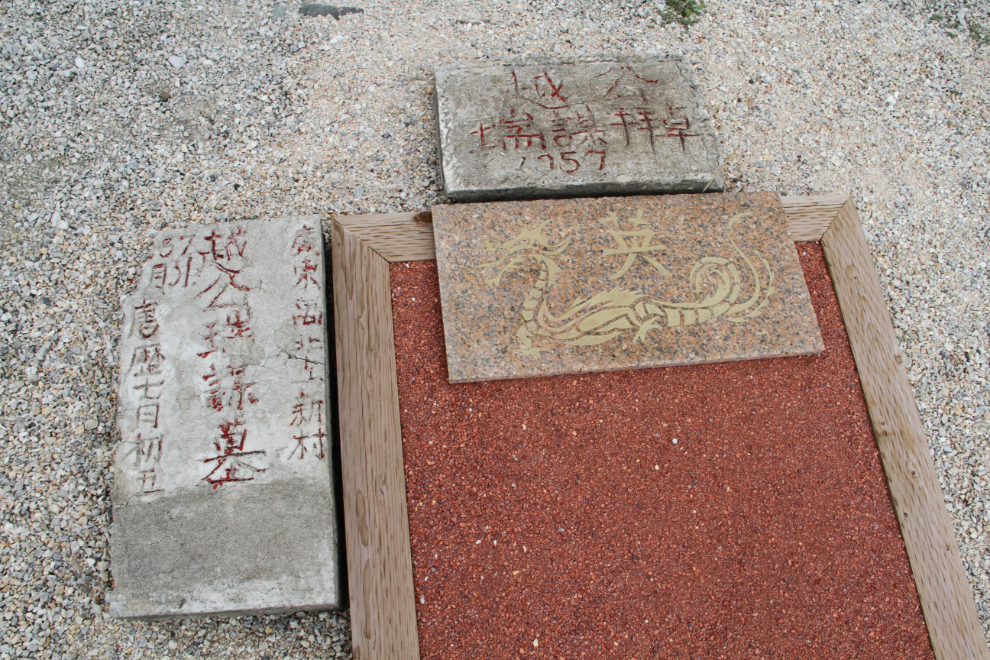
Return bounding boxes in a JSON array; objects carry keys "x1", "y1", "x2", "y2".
[{"x1": 298, "y1": 4, "x2": 363, "y2": 19}]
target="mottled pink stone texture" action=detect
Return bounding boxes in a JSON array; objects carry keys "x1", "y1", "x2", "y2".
[{"x1": 432, "y1": 192, "x2": 824, "y2": 383}]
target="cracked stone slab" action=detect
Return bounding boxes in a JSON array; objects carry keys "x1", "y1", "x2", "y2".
[
  {"x1": 434, "y1": 53, "x2": 724, "y2": 202},
  {"x1": 109, "y1": 216, "x2": 341, "y2": 619}
]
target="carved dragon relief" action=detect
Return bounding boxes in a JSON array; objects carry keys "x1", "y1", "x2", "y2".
[{"x1": 474, "y1": 211, "x2": 776, "y2": 356}]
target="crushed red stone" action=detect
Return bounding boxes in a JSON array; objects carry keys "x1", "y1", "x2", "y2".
[{"x1": 390, "y1": 243, "x2": 934, "y2": 660}]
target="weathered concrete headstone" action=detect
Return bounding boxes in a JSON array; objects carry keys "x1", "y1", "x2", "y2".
[
  {"x1": 110, "y1": 217, "x2": 341, "y2": 619},
  {"x1": 433, "y1": 193, "x2": 823, "y2": 383},
  {"x1": 434, "y1": 54, "x2": 723, "y2": 201}
]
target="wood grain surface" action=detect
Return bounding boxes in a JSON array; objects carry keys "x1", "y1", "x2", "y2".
[
  {"x1": 781, "y1": 192, "x2": 850, "y2": 241},
  {"x1": 335, "y1": 211, "x2": 434, "y2": 263},
  {"x1": 331, "y1": 219, "x2": 420, "y2": 660},
  {"x1": 821, "y1": 198, "x2": 989, "y2": 660},
  {"x1": 337, "y1": 194, "x2": 849, "y2": 263}
]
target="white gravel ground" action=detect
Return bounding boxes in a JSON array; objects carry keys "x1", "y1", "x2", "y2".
[{"x1": 0, "y1": 0, "x2": 987, "y2": 657}]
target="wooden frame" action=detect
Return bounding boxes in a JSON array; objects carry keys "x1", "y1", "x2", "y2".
[{"x1": 332, "y1": 194, "x2": 989, "y2": 660}]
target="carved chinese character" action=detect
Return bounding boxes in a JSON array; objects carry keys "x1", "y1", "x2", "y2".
[
  {"x1": 224, "y1": 305, "x2": 253, "y2": 339},
  {"x1": 471, "y1": 121, "x2": 496, "y2": 150},
  {"x1": 498, "y1": 108, "x2": 546, "y2": 151},
  {"x1": 198, "y1": 228, "x2": 251, "y2": 309},
  {"x1": 610, "y1": 108, "x2": 641, "y2": 147},
  {"x1": 134, "y1": 433, "x2": 163, "y2": 471},
  {"x1": 132, "y1": 375, "x2": 165, "y2": 401},
  {"x1": 202, "y1": 418, "x2": 267, "y2": 488},
  {"x1": 136, "y1": 403, "x2": 160, "y2": 429},
  {"x1": 149, "y1": 234, "x2": 198, "y2": 290},
  {"x1": 288, "y1": 429, "x2": 326, "y2": 461},
  {"x1": 293, "y1": 300, "x2": 323, "y2": 327},
  {"x1": 291, "y1": 225, "x2": 320, "y2": 255},
  {"x1": 197, "y1": 322, "x2": 222, "y2": 359},
  {"x1": 510, "y1": 70, "x2": 569, "y2": 110},
  {"x1": 599, "y1": 210, "x2": 671, "y2": 280},
  {"x1": 203, "y1": 365, "x2": 258, "y2": 412},
  {"x1": 130, "y1": 344, "x2": 165, "y2": 377},
  {"x1": 635, "y1": 107, "x2": 662, "y2": 151},
  {"x1": 290, "y1": 395, "x2": 324, "y2": 428},
  {"x1": 293, "y1": 257, "x2": 320, "y2": 290},
  {"x1": 661, "y1": 105, "x2": 699, "y2": 151},
  {"x1": 132, "y1": 300, "x2": 160, "y2": 339},
  {"x1": 597, "y1": 65, "x2": 659, "y2": 104},
  {"x1": 290, "y1": 357, "x2": 325, "y2": 384},
  {"x1": 550, "y1": 105, "x2": 607, "y2": 150},
  {"x1": 140, "y1": 469, "x2": 163, "y2": 494}
]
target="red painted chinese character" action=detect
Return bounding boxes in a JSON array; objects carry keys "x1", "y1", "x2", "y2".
[
  {"x1": 611, "y1": 108, "x2": 639, "y2": 147},
  {"x1": 203, "y1": 365, "x2": 258, "y2": 412},
  {"x1": 149, "y1": 234, "x2": 198, "y2": 289},
  {"x1": 134, "y1": 433, "x2": 162, "y2": 470},
  {"x1": 291, "y1": 358, "x2": 325, "y2": 383},
  {"x1": 289, "y1": 429, "x2": 326, "y2": 461},
  {"x1": 132, "y1": 375, "x2": 165, "y2": 401},
  {"x1": 293, "y1": 334, "x2": 323, "y2": 359},
  {"x1": 292, "y1": 226, "x2": 320, "y2": 255},
  {"x1": 132, "y1": 300, "x2": 160, "y2": 339},
  {"x1": 530, "y1": 71, "x2": 567, "y2": 108},
  {"x1": 635, "y1": 107, "x2": 662, "y2": 151},
  {"x1": 294, "y1": 258, "x2": 320, "y2": 290},
  {"x1": 198, "y1": 228, "x2": 251, "y2": 309},
  {"x1": 197, "y1": 322, "x2": 221, "y2": 359},
  {"x1": 290, "y1": 396, "x2": 324, "y2": 427},
  {"x1": 598, "y1": 65, "x2": 659, "y2": 103},
  {"x1": 140, "y1": 469, "x2": 163, "y2": 493},
  {"x1": 202, "y1": 418, "x2": 267, "y2": 488},
  {"x1": 224, "y1": 305, "x2": 253, "y2": 339},
  {"x1": 498, "y1": 108, "x2": 546, "y2": 151},
  {"x1": 471, "y1": 121, "x2": 497, "y2": 150},
  {"x1": 661, "y1": 106, "x2": 699, "y2": 151},
  {"x1": 136, "y1": 403, "x2": 160, "y2": 429},
  {"x1": 549, "y1": 106, "x2": 606, "y2": 150},
  {"x1": 130, "y1": 344, "x2": 165, "y2": 376},
  {"x1": 293, "y1": 300, "x2": 323, "y2": 327}
]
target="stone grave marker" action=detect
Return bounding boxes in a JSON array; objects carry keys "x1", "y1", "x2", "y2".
[
  {"x1": 433, "y1": 193, "x2": 823, "y2": 383},
  {"x1": 109, "y1": 216, "x2": 342, "y2": 619},
  {"x1": 434, "y1": 54, "x2": 723, "y2": 201}
]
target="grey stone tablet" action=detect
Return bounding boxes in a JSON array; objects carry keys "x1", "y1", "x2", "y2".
[
  {"x1": 109, "y1": 217, "x2": 341, "y2": 619},
  {"x1": 434, "y1": 54, "x2": 724, "y2": 201}
]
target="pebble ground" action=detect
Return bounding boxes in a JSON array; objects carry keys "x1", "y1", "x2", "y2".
[{"x1": 0, "y1": 0, "x2": 987, "y2": 658}]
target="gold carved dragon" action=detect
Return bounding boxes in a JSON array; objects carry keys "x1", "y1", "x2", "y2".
[{"x1": 474, "y1": 211, "x2": 775, "y2": 356}]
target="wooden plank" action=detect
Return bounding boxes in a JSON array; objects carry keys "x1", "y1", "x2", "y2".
[
  {"x1": 336, "y1": 211, "x2": 435, "y2": 263},
  {"x1": 331, "y1": 219, "x2": 420, "y2": 660},
  {"x1": 821, "y1": 199, "x2": 989, "y2": 660},
  {"x1": 338, "y1": 195, "x2": 847, "y2": 262},
  {"x1": 782, "y1": 193, "x2": 849, "y2": 241}
]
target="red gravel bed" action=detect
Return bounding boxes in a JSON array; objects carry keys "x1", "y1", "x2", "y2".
[{"x1": 390, "y1": 244, "x2": 934, "y2": 660}]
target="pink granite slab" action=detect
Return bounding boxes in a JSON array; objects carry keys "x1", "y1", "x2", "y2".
[{"x1": 432, "y1": 192, "x2": 824, "y2": 383}]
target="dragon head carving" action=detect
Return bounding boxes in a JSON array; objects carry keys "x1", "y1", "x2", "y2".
[{"x1": 474, "y1": 218, "x2": 571, "y2": 288}]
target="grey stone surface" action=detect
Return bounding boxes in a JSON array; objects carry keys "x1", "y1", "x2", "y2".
[
  {"x1": 109, "y1": 216, "x2": 341, "y2": 619},
  {"x1": 434, "y1": 54, "x2": 724, "y2": 202}
]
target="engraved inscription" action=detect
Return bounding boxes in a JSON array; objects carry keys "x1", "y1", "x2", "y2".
[
  {"x1": 286, "y1": 224, "x2": 327, "y2": 462},
  {"x1": 122, "y1": 301, "x2": 165, "y2": 493},
  {"x1": 192, "y1": 227, "x2": 267, "y2": 488},
  {"x1": 465, "y1": 64, "x2": 703, "y2": 174},
  {"x1": 116, "y1": 217, "x2": 333, "y2": 500},
  {"x1": 474, "y1": 211, "x2": 776, "y2": 355}
]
